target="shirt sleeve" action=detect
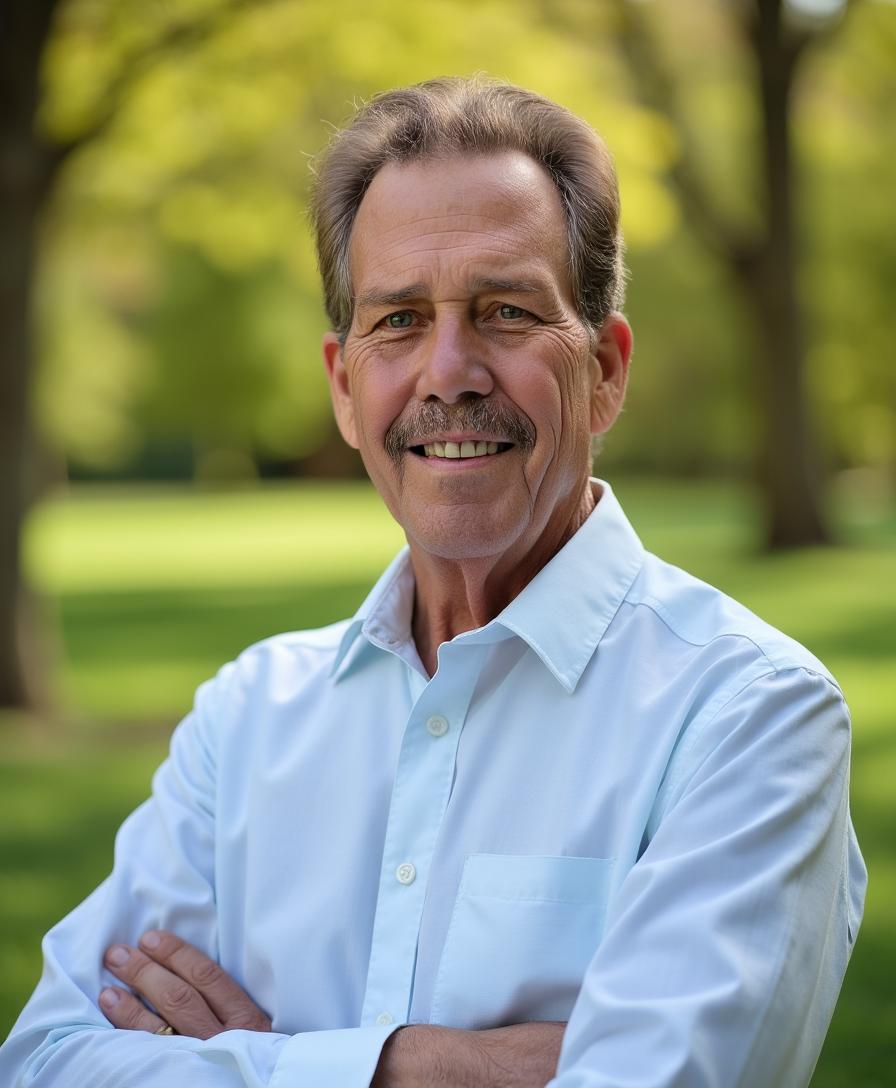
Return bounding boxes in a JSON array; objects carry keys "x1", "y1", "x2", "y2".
[
  {"x1": 550, "y1": 666, "x2": 867, "y2": 1088},
  {"x1": 0, "y1": 668, "x2": 400, "y2": 1088}
]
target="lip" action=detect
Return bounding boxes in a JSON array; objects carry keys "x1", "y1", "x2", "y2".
[{"x1": 413, "y1": 452, "x2": 504, "y2": 469}]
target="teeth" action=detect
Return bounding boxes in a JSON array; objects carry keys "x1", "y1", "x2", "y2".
[{"x1": 422, "y1": 440, "x2": 506, "y2": 459}]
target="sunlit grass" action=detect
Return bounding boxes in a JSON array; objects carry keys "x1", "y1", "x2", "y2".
[
  {"x1": 4, "y1": 477, "x2": 895, "y2": 1084},
  {"x1": 24, "y1": 480, "x2": 405, "y2": 593}
]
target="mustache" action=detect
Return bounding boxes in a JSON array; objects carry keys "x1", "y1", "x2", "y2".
[{"x1": 384, "y1": 398, "x2": 536, "y2": 463}]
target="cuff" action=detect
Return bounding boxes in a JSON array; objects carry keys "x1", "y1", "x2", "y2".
[{"x1": 269, "y1": 1023, "x2": 402, "y2": 1088}]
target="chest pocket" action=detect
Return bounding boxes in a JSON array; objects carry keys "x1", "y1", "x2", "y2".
[{"x1": 430, "y1": 853, "x2": 614, "y2": 1030}]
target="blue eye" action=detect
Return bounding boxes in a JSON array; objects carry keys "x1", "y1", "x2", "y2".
[
  {"x1": 499, "y1": 305, "x2": 526, "y2": 320},
  {"x1": 386, "y1": 312, "x2": 413, "y2": 328}
]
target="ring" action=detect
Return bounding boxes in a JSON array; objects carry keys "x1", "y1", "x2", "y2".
[{"x1": 154, "y1": 1023, "x2": 176, "y2": 1035}]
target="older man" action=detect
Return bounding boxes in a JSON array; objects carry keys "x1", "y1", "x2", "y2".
[{"x1": 1, "y1": 78, "x2": 865, "y2": 1088}]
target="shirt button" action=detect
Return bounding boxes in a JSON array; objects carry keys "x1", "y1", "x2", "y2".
[
  {"x1": 426, "y1": 714, "x2": 449, "y2": 737},
  {"x1": 375, "y1": 1012, "x2": 395, "y2": 1026},
  {"x1": 396, "y1": 862, "x2": 416, "y2": 885}
]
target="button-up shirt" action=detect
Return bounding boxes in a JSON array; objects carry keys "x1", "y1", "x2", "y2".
[{"x1": 1, "y1": 481, "x2": 866, "y2": 1087}]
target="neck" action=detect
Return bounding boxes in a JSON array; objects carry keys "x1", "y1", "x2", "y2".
[{"x1": 410, "y1": 480, "x2": 598, "y2": 675}]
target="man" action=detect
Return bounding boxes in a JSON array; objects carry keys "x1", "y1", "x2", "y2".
[{"x1": 1, "y1": 77, "x2": 865, "y2": 1087}]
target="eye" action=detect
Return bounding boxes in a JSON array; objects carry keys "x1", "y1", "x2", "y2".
[
  {"x1": 385, "y1": 311, "x2": 414, "y2": 329},
  {"x1": 498, "y1": 304, "x2": 527, "y2": 320}
]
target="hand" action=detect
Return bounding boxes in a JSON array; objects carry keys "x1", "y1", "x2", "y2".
[
  {"x1": 372, "y1": 1021, "x2": 566, "y2": 1088},
  {"x1": 100, "y1": 930, "x2": 272, "y2": 1039}
]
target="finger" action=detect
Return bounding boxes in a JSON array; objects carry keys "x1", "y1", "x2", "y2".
[
  {"x1": 138, "y1": 931, "x2": 272, "y2": 1031},
  {"x1": 99, "y1": 986, "x2": 169, "y2": 1034},
  {"x1": 104, "y1": 944, "x2": 222, "y2": 1039}
]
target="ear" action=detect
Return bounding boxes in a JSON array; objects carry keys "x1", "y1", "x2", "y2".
[
  {"x1": 589, "y1": 314, "x2": 633, "y2": 435},
  {"x1": 322, "y1": 331, "x2": 360, "y2": 449}
]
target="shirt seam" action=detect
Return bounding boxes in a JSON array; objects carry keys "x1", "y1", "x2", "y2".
[{"x1": 627, "y1": 593, "x2": 839, "y2": 686}]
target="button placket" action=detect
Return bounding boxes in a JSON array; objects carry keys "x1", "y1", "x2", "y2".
[{"x1": 360, "y1": 649, "x2": 484, "y2": 1028}]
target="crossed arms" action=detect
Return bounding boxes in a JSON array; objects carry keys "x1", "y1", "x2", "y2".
[{"x1": 98, "y1": 929, "x2": 564, "y2": 1087}]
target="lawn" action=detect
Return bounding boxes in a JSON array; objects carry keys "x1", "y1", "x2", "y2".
[{"x1": 2, "y1": 476, "x2": 894, "y2": 1085}]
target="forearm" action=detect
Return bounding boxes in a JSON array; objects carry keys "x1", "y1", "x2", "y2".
[{"x1": 372, "y1": 1022, "x2": 566, "y2": 1088}]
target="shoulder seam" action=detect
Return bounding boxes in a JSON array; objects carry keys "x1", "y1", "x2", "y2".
[{"x1": 624, "y1": 592, "x2": 829, "y2": 678}]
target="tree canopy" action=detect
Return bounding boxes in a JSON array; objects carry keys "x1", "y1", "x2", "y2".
[{"x1": 31, "y1": 0, "x2": 890, "y2": 485}]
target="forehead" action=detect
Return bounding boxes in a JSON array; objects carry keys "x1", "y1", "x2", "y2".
[{"x1": 348, "y1": 152, "x2": 572, "y2": 297}]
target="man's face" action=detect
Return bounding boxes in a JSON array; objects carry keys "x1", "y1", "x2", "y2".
[{"x1": 323, "y1": 151, "x2": 630, "y2": 568}]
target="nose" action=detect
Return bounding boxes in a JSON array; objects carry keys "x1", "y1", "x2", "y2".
[{"x1": 414, "y1": 315, "x2": 493, "y2": 404}]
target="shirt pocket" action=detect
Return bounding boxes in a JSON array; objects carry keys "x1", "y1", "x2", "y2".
[{"x1": 430, "y1": 853, "x2": 614, "y2": 1029}]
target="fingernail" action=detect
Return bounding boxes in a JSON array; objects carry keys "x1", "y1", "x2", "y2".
[
  {"x1": 106, "y1": 945, "x2": 130, "y2": 966},
  {"x1": 140, "y1": 930, "x2": 161, "y2": 949},
  {"x1": 99, "y1": 988, "x2": 120, "y2": 1008}
]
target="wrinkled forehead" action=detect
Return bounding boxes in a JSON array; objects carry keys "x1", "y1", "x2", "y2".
[{"x1": 348, "y1": 151, "x2": 572, "y2": 294}]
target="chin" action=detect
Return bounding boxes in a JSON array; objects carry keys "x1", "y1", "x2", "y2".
[{"x1": 404, "y1": 507, "x2": 524, "y2": 563}]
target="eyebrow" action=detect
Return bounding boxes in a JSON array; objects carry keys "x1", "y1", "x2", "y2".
[
  {"x1": 354, "y1": 284, "x2": 427, "y2": 311},
  {"x1": 354, "y1": 277, "x2": 549, "y2": 311},
  {"x1": 469, "y1": 277, "x2": 547, "y2": 295}
]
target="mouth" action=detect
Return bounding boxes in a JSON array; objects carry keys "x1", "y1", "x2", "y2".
[{"x1": 409, "y1": 440, "x2": 514, "y2": 460}]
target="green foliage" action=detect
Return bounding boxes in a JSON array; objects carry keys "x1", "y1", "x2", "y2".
[{"x1": 31, "y1": 0, "x2": 896, "y2": 481}]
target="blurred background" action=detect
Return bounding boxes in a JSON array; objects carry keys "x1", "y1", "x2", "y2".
[{"x1": 1, "y1": 0, "x2": 894, "y2": 1081}]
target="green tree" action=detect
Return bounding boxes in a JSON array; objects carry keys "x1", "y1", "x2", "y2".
[
  {"x1": 608, "y1": 0, "x2": 863, "y2": 547},
  {"x1": 1, "y1": 0, "x2": 266, "y2": 707}
]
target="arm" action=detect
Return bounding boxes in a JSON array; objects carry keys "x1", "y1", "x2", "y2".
[
  {"x1": 549, "y1": 667, "x2": 866, "y2": 1088},
  {"x1": 98, "y1": 931, "x2": 565, "y2": 1087},
  {"x1": 0, "y1": 670, "x2": 398, "y2": 1088},
  {"x1": 372, "y1": 1022, "x2": 566, "y2": 1088}
]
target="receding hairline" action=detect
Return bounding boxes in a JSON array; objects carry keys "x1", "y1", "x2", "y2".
[{"x1": 350, "y1": 148, "x2": 568, "y2": 227}]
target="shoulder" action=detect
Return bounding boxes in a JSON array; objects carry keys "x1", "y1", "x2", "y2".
[
  {"x1": 624, "y1": 551, "x2": 837, "y2": 686},
  {"x1": 189, "y1": 620, "x2": 354, "y2": 727},
  {"x1": 623, "y1": 555, "x2": 851, "y2": 824}
]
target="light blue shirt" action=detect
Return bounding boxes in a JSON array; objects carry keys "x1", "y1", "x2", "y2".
[{"x1": 1, "y1": 481, "x2": 866, "y2": 1087}]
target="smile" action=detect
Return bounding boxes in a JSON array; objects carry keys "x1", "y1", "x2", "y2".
[{"x1": 411, "y1": 441, "x2": 513, "y2": 459}]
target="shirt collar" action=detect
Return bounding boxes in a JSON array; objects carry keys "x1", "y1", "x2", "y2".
[{"x1": 331, "y1": 479, "x2": 645, "y2": 692}]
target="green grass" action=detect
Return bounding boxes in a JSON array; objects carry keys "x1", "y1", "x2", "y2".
[{"x1": 2, "y1": 477, "x2": 894, "y2": 1084}]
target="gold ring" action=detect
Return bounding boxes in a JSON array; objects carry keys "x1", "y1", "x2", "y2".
[{"x1": 154, "y1": 1023, "x2": 176, "y2": 1035}]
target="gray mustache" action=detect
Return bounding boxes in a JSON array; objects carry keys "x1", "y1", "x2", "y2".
[{"x1": 384, "y1": 398, "x2": 536, "y2": 463}]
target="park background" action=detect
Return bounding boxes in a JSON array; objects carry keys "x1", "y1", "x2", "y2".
[{"x1": 1, "y1": 0, "x2": 894, "y2": 1083}]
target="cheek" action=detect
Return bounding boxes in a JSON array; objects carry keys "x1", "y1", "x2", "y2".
[
  {"x1": 347, "y1": 358, "x2": 411, "y2": 447},
  {"x1": 501, "y1": 353, "x2": 590, "y2": 451}
]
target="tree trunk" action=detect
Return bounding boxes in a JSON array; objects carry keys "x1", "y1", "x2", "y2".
[
  {"x1": 0, "y1": 0, "x2": 60, "y2": 708},
  {"x1": 745, "y1": 0, "x2": 830, "y2": 548},
  {"x1": 610, "y1": 0, "x2": 833, "y2": 550}
]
